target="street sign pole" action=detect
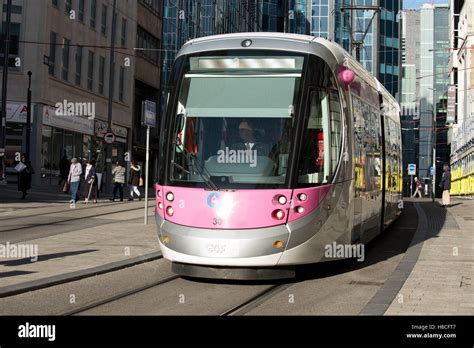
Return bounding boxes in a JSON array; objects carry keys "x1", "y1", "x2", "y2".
[
  {"x1": 26, "y1": 71, "x2": 32, "y2": 158},
  {"x1": 144, "y1": 125, "x2": 150, "y2": 224},
  {"x1": 105, "y1": 0, "x2": 117, "y2": 194},
  {"x1": 407, "y1": 164, "x2": 416, "y2": 198},
  {"x1": 141, "y1": 100, "x2": 156, "y2": 225}
]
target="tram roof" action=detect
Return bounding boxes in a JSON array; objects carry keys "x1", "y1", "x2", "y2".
[{"x1": 178, "y1": 32, "x2": 398, "y2": 108}]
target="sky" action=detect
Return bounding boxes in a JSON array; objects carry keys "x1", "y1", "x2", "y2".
[{"x1": 403, "y1": 0, "x2": 448, "y2": 9}]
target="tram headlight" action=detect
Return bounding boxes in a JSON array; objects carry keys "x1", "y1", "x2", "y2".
[
  {"x1": 298, "y1": 193, "x2": 307, "y2": 201},
  {"x1": 158, "y1": 202, "x2": 163, "y2": 209},
  {"x1": 295, "y1": 206, "x2": 304, "y2": 214},
  {"x1": 166, "y1": 192, "x2": 174, "y2": 202},
  {"x1": 275, "y1": 195, "x2": 287, "y2": 205},
  {"x1": 157, "y1": 190, "x2": 162, "y2": 197},
  {"x1": 272, "y1": 209, "x2": 285, "y2": 220},
  {"x1": 166, "y1": 206, "x2": 174, "y2": 216}
]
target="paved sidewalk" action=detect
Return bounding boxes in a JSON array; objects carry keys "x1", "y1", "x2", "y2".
[
  {"x1": 0, "y1": 188, "x2": 161, "y2": 297},
  {"x1": 1, "y1": 182, "x2": 155, "y2": 204},
  {"x1": 385, "y1": 198, "x2": 474, "y2": 315}
]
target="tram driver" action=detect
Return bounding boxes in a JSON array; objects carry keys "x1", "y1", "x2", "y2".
[{"x1": 231, "y1": 120, "x2": 270, "y2": 157}]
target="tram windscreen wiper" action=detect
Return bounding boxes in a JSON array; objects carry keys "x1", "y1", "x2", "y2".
[{"x1": 173, "y1": 141, "x2": 220, "y2": 191}]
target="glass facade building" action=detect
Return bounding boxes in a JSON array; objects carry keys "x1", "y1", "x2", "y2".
[
  {"x1": 161, "y1": 0, "x2": 401, "y2": 111},
  {"x1": 378, "y1": 0, "x2": 401, "y2": 97},
  {"x1": 418, "y1": 4, "x2": 449, "y2": 196}
]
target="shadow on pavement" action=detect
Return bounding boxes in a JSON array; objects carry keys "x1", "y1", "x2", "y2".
[
  {"x1": 448, "y1": 202, "x2": 463, "y2": 208},
  {"x1": 184, "y1": 200, "x2": 451, "y2": 285},
  {"x1": 0, "y1": 270, "x2": 37, "y2": 278},
  {"x1": 0, "y1": 249, "x2": 99, "y2": 266}
]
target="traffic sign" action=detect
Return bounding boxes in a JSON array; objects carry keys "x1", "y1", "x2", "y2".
[
  {"x1": 408, "y1": 163, "x2": 416, "y2": 175},
  {"x1": 103, "y1": 132, "x2": 115, "y2": 144},
  {"x1": 142, "y1": 100, "x2": 156, "y2": 127}
]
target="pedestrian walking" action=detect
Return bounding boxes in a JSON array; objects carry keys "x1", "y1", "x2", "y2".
[
  {"x1": 128, "y1": 160, "x2": 142, "y2": 201},
  {"x1": 68, "y1": 157, "x2": 82, "y2": 206},
  {"x1": 111, "y1": 161, "x2": 126, "y2": 202},
  {"x1": 412, "y1": 177, "x2": 422, "y2": 198},
  {"x1": 439, "y1": 164, "x2": 451, "y2": 207},
  {"x1": 83, "y1": 160, "x2": 98, "y2": 204},
  {"x1": 17, "y1": 153, "x2": 34, "y2": 200},
  {"x1": 58, "y1": 152, "x2": 70, "y2": 187}
]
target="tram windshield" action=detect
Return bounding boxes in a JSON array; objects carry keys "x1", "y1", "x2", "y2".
[{"x1": 169, "y1": 51, "x2": 305, "y2": 189}]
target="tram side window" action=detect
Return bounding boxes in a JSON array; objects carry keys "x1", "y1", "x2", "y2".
[
  {"x1": 298, "y1": 89, "x2": 331, "y2": 185},
  {"x1": 329, "y1": 90, "x2": 342, "y2": 174}
]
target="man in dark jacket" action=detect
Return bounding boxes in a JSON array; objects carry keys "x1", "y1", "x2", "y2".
[
  {"x1": 18, "y1": 153, "x2": 34, "y2": 200},
  {"x1": 439, "y1": 164, "x2": 451, "y2": 207},
  {"x1": 58, "y1": 152, "x2": 70, "y2": 187}
]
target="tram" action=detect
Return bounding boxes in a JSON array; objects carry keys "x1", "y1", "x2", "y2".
[{"x1": 155, "y1": 33, "x2": 402, "y2": 280}]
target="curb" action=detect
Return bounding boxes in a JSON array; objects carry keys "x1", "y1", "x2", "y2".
[
  {"x1": 359, "y1": 202, "x2": 427, "y2": 315},
  {"x1": 0, "y1": 251, "x2": 162, "y2": 298}
]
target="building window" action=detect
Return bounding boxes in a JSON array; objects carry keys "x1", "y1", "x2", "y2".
[
  {"x1": 62, "y1": 38, "x2": 70, "y2": 81},
  {"x1": 87, "y1": 50, "x2": 94, "y2": 90},
  {"x1": 48, "y1": 31, "x2": 57, "y2": 75},
  {"x1": 139, "y1": 0, "x2": 161, "y2": 15},
  {"x1": 136, "y1": 26, "x2": 160, "y2": 64},
  {"x1": 75, "y1": 46, "x2": 82, "y2": 86},
  {"x1": 101, "y1": 4, "x2": 107, "y2": 36},
  {"x1": 121, "y1": 18, "x2": 127, "y2": 46},
  {"x1": 0, "y1": 22, "x2": 20, "y2": 69},
  {"x1": 119, "y1": 66, "x2": 125, "y2": 101},
  {"x1": 2, "y1": 4, "x2": 22, "y2": 13},
  {"x1": 90, "y1": 0, "x2": 96, "y2": 28},
  {"x1": 65, "y1": 0, "x2": 71, "y2": 15},
  {"x1": 99, "y1": 56, "x2": 105, "y2": 94},
  {"x1": 78, "y1": 0, "x2": 84, "y2": 22}
]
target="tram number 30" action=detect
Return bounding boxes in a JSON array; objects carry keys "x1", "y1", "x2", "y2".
[{"x1": 212, "y1": 217, "x2": 223, "y2": 225}]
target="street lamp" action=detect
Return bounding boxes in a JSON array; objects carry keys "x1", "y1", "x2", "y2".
[
  {"x1": 428, "y1": 87, "x2": 436, "y2": 202},
  {"x1": 26, "y1": 71, "x2": 32, "y2": 158}
]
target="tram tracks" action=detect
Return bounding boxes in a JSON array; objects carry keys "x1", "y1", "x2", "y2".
[
  {"x1": 0, "y1": 204, "x2": 154, "y2": 234},
  {"x1": 59, "y1": 272, "x2": 178, "y2": 316},
  {"x1": 60, "y1": 268, "x2": 295, "y2": 316},
  {"x1": 220, "y1": 283, "x2": 294, "y2": 316}
]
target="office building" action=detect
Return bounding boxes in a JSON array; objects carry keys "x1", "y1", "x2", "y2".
[
  {"x1": 449, "y1": 0, "x2": 474, "y2": 195},
  {"x1": 1, "y1": 0, "x2": 136, "y2": 186},
  {"x1": 418, "y1": 3, "x2": 449, "y2": 196}
]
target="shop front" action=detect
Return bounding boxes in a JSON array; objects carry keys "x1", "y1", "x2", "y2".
[{"x1": 40, "y1": 106, "x2": 94, "y2": 186}]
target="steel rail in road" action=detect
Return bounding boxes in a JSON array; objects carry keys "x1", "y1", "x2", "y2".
[{"x1": 0, "y1": 205, "x2": 154, "y2": 234}]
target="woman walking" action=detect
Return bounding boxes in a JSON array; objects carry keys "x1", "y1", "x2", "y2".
[
  {"x1": 18, "y1": 153, "x2": 34, "y2": 200},
  {"x1": 68, "y1": 158, "x2": 82, "y2": 206},
  {"x1": 83, "y1": 160, "x2": 98, "y2": 204},
  {"x1": 412, "y1": 177, "x2": 422, "y2": 198},
  {"x1": 111, "y1": 161, "x2": 126, "y2": 202},
  {"x1": 128, "y1": 160, "x2": 142, "y2": 201},
  {"x1": 439, "y1": 164, "x2": 451, "y2": 207}
]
